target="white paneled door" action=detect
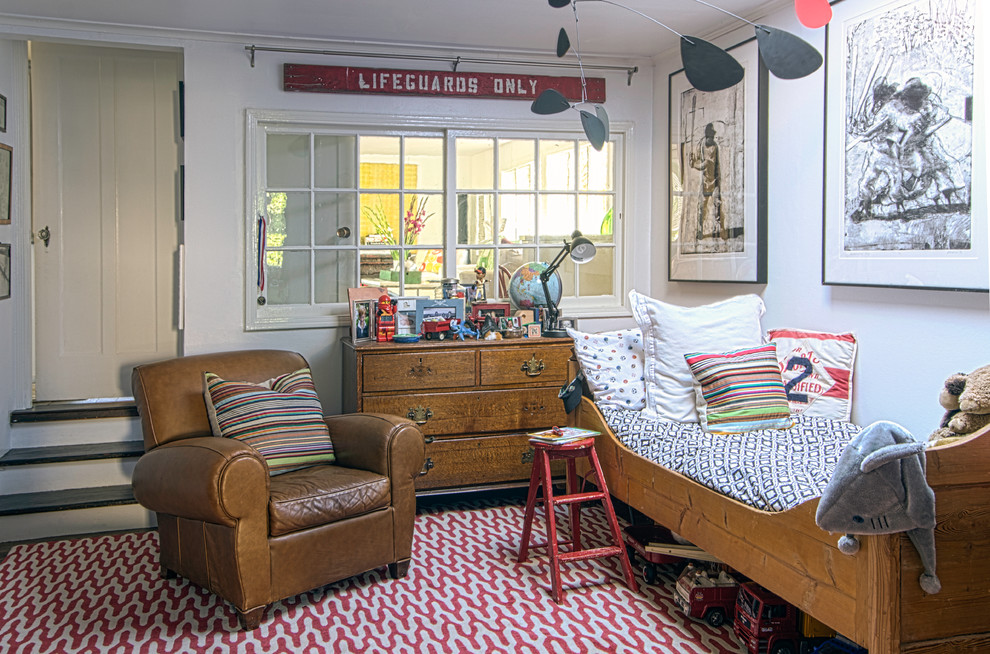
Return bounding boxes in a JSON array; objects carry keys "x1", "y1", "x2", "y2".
[{"x1": 31, "y1": 43, "x2": 181, "y2": 401}]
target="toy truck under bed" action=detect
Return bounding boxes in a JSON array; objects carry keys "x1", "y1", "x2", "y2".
[{"x1": 622, "y1": 524, "x2": 721, "y2": 584}]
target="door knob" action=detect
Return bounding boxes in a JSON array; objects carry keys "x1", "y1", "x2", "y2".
[{"x1": 37, "y1": 226, "x2": 51, "y2": 248}]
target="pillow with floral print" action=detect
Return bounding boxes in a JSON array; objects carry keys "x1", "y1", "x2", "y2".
[{"x1": 567, "y1": 327, "x2": 646, "y2": 410}]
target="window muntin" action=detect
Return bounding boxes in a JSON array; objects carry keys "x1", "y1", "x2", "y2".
[{"x1": 248, "y1": 115, "x2": 621, "y2": 330}]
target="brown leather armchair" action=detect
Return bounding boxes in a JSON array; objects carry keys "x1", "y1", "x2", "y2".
[{"x1": 130, "y1": 349, "x2": 425, "y2": 630}]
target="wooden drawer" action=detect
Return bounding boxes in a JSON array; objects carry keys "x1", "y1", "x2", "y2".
[
  {"x1": 480, "y1": 344, "x2": 571, "y2": 387},
  {"x1": 416, "y1": 432, "x2": 564, "y2": 490},
  {"x1": 363, "y1": 388, "x2": 566, "y2": 437},
  {"x1": 362, "y1": 350, "x2": 475, "y2": 393}
]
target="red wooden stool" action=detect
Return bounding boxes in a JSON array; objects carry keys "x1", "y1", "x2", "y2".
[{"x1": 517, "y1": 436, "x2": 639, "y2": 602}]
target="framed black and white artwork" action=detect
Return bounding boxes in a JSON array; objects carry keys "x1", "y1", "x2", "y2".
[
  {"x1": 823, "y1": 0, "x2": 986, "y2": 291},
  {"x1": 668, "y1": 37, "x2": 767, "y2": 283}
]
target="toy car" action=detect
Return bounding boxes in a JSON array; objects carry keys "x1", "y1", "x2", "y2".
[
  {"x1": 421, "y1": 318, "x2": 452, "y2": 340},
  {"x1": 675, "y1": 563, "x2": 740, "y2": 627}
]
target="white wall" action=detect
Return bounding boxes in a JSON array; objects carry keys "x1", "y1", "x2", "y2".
[
  {"x1": 648, "y1": 8, "x2": 990, "y2": 437},
  {"x1": 0, "y1": 39, "x2": 30, "y2": 456}
]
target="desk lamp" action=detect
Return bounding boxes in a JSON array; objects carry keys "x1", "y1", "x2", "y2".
[{"x1": 540, "y1": 230, "x2": 596, "y2": 338}]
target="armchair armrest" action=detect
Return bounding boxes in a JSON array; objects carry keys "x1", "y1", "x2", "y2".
[
  {"x1": 131, "y1": 436, "x2": 271, "y2": 526},
  {"x1": 324, "y1": 413, "x2": 425, "y2": 480}
]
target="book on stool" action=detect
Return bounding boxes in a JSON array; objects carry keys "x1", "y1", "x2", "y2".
[{"x1": 527, "y1": 426, "x2": 600, "y2": 445}]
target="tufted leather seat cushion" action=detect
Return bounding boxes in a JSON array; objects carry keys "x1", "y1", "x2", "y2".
[{"x1": 268, "y1": 465, "x2": 391, "y2": 537}]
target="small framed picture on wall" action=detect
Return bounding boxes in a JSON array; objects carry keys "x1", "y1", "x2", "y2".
[
  {"x1": 0, "y1": 243, "x2": 10, "y2": 300},
  {"x1": 0, "y1": 93, "x2": 7, "y2": 133}
]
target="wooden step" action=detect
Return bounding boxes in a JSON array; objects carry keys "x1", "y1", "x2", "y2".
[
  {"x1": 9, "y1": 400, "x2": 138, "y2": 424},
  {"x1": 0, "y1": 484, "x2": 136, "y2": 517},
  {"x1": 0, "y1": 441, "x2": 145, "y2": 467}
]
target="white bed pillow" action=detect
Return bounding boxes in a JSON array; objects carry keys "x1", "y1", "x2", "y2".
[
  {"x1": 629, "y1": 290, "x2": 766, "y2": 422},
  {"x1": 567, "y1": 327, "x2": 646, "y2": 410}
]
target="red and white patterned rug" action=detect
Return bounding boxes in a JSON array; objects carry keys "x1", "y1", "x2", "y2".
[{"x1": 0, "y1": 498, "x2": 745, "y2": 653}]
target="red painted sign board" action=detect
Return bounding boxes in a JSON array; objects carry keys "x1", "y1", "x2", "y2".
[{"x1": 283, "y1": 64, "x2": 606, "y2": 103}]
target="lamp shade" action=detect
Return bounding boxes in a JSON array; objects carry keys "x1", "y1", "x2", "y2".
[{"x1": 569, "y1": 235, "x2": 596, "y2": 263}]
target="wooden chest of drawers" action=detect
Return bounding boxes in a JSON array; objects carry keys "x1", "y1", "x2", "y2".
[{"x1": 342, "y1": 337, "x2": 572, "y2": 493}]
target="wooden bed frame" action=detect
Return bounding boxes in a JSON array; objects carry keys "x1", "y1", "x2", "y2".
[{"x1": 571, "y1": 397, "x2": 990, "y2": 654}]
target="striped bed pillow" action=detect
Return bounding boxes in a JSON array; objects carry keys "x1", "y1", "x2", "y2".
[
  {"x1": 684, "y1": 344, "x2": 793, "y2": 434},
  {"x1": 203, "y1": 367, "x2": 335, "y2": 475}
]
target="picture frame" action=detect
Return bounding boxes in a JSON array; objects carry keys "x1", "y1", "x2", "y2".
[
  {"x1": 0, "y1": 243, "x2": 9, "y2": 300},
  {"x1": 470, "y1": 302, "x2": 510, "y2": 323},
  {"x1": 0, "y1": 143, "x2": 11, "y2": 226},
  {"x1": 0, "y1": 93, "x2": 6, "y2": 133},
  {"x1": 351, "y1": 299, "x2": 374, "y2": 342},
  {"x1": 394, "y1": 296, "x2": 419, "y2": 335},
  {"x1": 347, "y1": 285, "x2": 386, "y2": 322},
  {"x1": 822, "y1": 0, "x2": 986, "y2": 291},
  {"x1": 414, "y1": 297, "x2": 465, "y2": 332},
  {"x1": 668, "y1": 37, "x2": 767, "y2": 283}
]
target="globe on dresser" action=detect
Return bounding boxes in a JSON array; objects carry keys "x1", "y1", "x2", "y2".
[{"x1": 507, "y1": 262, "x2": 562, "y2": 309}]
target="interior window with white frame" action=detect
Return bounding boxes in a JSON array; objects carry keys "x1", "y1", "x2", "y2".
[{"x1": 246, "y1": 113, "x2": 619, "y2": 330}]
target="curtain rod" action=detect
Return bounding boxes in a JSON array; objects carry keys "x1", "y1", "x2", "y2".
[{"x1": 245, "y1": 45, "x2": 639, "y2": 84}]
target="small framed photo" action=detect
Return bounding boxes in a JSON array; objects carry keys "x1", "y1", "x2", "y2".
[
  {"x1": 0, "y1": 143, "x2": 10, "y2": 225},
  {"x1": 394, "y1": 296, "x2": 419, "y2": 335},
  {"x1": 347, "y1": 285, "x2": 385, "y2": 325},
  {"x1": 496, "y1": 316, "x2": 513, "y2": 331},
  {"x1": 414, "y1": 297, "x2": 465, "y2": 332},
  {"x1": 525, "y1": 322, "x2": 541, "y2": 338},
  {"x1": 0, "y1": 93, "x2": 6, "y2": 133},
  {"x1": 352, "y1": 299, "x2": 374, "y2": 342},
  {"x1": 558, "y1": 317, "x2": 578, "y2": 331},
  {"x1": 0, "y1": 243, "x2": 10, "y2": 300},
  {"x1": 470, "y1": 302, "x2": 510, "y2": 323}
]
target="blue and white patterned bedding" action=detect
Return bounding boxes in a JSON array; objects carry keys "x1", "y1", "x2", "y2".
[{"x1": 598, "y1": 406, "x2": 861, "y2": 513}]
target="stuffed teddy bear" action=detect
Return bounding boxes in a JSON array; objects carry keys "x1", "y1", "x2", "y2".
[{"x1": 929, "y1": 364, "x2": 990, "y2": 445}]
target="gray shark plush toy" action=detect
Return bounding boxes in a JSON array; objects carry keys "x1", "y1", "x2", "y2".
[{"x1": 816, "y1": 420, "x2": 940, "y2": 594}]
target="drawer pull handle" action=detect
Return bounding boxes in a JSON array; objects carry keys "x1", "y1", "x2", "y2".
[
  {"x1": 522, "y1": 403, "x2": 546, "y2": 414},
  {"x1": 424, "y1": 434, "x2": 435, "y2": 444},
  {"x1": 408, "y1": 360, "x2": 434, "y2": 378},
  {"x1": 521, "y1": 356, "x2": 545, "y2": 377},
  {"x1": 522, "y1": 448, "x2": 535, "y2": 465},
  {"x1": 419, "y1": 457, "x2": 435, "y2": 476},
  {"x1": 407, "y1": 405, "x2": 434, "y2": 425}
]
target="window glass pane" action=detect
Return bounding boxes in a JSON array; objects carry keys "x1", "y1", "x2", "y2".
[
  {"x1": 266, "y1": 250, "x2": 310, "y2": 304},
  {"x1": 406, "y1": 137, "x2": 444, "y2": 190},
  {"x1": 405, "y1": 248, "x2": 443, "y2": 288},
  {"x1": 577, "y1": 246, "x2": 613, "y2": 296},
  {"x1": 499, "y1": 193, "x2": 536, "y2": 245},
  {"x1": 538, "y1": 195, "x2": 576, "y2": 243},
  {"x1": 456, "y1": 138, "x2": 494, "y2": 189},
  {"x1": 499, "y1": 139, "x2": 535, "y2": 190},
  {"x1": 266, "y1": 191, "x2": 310, "y2": 247},
  {"x1": 577, "y1": 194, "x2": 614, "y2": 243},
  {"x1": 267, "y1": 134, "x2": 310, "y2": 188},
  {"x1": 579, "y1": 142, "x2": 614, "y2": 191},
  {"x1": 359, "y1": 136, "x2": 401, "y2": 189},
  {"x1": 314, "y1": 192, "x2": 357, "y2": 246},
  {"x1": 540, "y1": 140, "x2": 575, "y2": 191},
  {"x1": 361, "y1": 193, "x2": 401, "y2": 246},
  {"x1": 457, "y1": 193, "x2": 495, "y2": 245},
  {"x1": 314, "y1": 135, "x2": 355, "y2": 188},
  {"x1": 405, "y1": 193, "x2": 443, "y2": 248},
  {"x1": 360, "y1": 250, "x2": 397, "y2": 285},
  {"x1": 456, "y1": 247, "x2": 493, "y2": 288},
  {"x1": 314, "y1": 250, "x2": 357, "y2": 304}
]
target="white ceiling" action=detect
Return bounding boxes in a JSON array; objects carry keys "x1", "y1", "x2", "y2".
[{"x1": 0, "y1": 0, "x2": 791, "y2": 60}]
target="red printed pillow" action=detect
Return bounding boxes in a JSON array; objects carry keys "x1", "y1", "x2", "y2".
[{"x1": 767, "y1": 328, "x2": 857, "y2": 421}]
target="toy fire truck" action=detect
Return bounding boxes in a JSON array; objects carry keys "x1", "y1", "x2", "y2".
[
  {"x1": 733, "y1": 582, "x2": 833, "y2": 654},
  {"x1": 675, "y1": 562, "x2": 740, "y2": 627}
]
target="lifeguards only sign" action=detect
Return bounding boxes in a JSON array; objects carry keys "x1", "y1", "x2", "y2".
[{"x1": 283, "y1": 64, "x2": 605, "y2": 103}]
